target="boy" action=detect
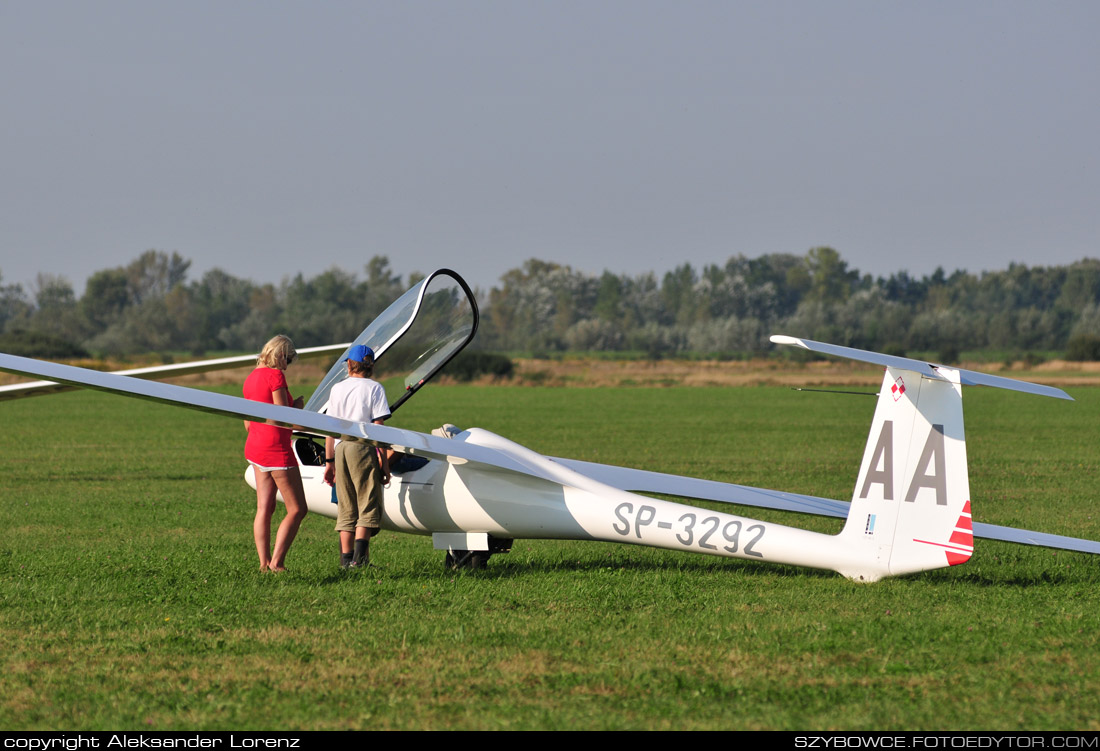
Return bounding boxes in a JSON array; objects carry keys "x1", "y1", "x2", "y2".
[{"x1": 323, "y1": 345, "x2": 391, "y2": 568}]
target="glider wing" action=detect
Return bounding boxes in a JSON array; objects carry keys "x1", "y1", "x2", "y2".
[
  {"x1": 0, "y1": 343, "x2": 350, "y2": 403},
  {"x1": 0, "y1": 351, "x2": 546, "y2": 480}
]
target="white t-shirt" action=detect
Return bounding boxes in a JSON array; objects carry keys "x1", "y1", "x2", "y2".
[{"x1": 327, "y1": 378, "x2": 391, "y2": 444}]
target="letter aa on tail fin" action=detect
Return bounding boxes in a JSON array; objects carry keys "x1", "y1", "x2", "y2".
[
  {"x1": 772, "y1": 335, "x2": 1071, "y2": 580},
  {"x1": 839, "y1": 365, "x2": 973, "y2": 578}
]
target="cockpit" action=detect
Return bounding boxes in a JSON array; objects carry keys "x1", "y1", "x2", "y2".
[{"x1": 293, "y1": 269, "x2": 478, "y2": 471}]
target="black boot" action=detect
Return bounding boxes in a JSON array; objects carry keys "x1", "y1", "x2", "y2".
[{"x1": 352, "y1": 538, "x2": 369, "y2": 568}]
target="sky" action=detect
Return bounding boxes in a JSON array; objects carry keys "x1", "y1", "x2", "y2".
[{"x1": 2, "y1": 1, "x2": 1098, "y2": 298}]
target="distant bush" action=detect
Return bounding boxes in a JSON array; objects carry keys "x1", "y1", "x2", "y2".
[
  {"x1": 442, "y1": 351, "x2": 515, "y2": 381},
  {"x1": 0, "y1": 330, "x2": 89, "y2": 358},
  {"x1": 937, "y1": 346, "x2": 960, "y2": 365},
  {"x1": 1066, "y1": 334, "x2": 1100, "y2": 362}
]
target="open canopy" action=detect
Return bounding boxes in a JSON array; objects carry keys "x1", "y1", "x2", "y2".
[{"x1": 304, "y1": 269, "x2": 478, "y2": 415}]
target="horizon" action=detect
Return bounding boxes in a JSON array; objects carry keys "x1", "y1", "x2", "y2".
[{"x1": 7, "y1": 247, "x2": 1100, "y2": 302}]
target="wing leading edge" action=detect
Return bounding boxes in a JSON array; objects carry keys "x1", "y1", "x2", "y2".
[{"x1": 0, "y1": 343, "x2": 351, "y2": 403}]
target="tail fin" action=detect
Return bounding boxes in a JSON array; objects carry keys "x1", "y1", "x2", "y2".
[
  {"x1": 839, "y1": 365, "x2": 973, "y2": 577},
  {"x1": 770, "y1": 335, "x2": 1071, "y2": 581}
]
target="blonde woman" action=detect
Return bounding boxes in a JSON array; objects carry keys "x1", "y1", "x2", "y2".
[{"x1": 243, "y1": 335, "x2": 309, "y2": 572}]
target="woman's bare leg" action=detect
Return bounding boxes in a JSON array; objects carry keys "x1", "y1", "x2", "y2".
[
  {"x1": 269, "y1": 467, "x2": 308, "y2": 571},
  {"x1": 254, "y1": 469, "x2": 277, "y2": 570}
]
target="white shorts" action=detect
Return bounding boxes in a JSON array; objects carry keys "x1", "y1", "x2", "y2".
[{"x1": 250, "y1": 461, "x2": 296, "y2": 472}]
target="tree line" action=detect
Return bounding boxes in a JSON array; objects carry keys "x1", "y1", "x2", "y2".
[
  {"x1": 479, "y1": 249, "x2": 1100, "y2": 360},
  {"x1": 0, "y1": 252, "x2": 410, "y2": 358},
  {"x1": 3, "y1": 247, "x2": 1100, "y2": 360}
]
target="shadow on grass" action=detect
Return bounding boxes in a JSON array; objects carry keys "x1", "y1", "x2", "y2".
[
  {"x1": 441, "y1": 554, "x2": 842, "y2": 581},
  {"x1": 297, "y1": 552, "x2": 839, "y2": 585},
  {"x1": 945, "y1": 566, "x2": 1099, "y2": 588},
  {"x1": 440, "y1": 552, "x2": 1100, "y2": 588},
  {"x1": 269, "y1": 542, "x2": 1099, "y2": 589}
]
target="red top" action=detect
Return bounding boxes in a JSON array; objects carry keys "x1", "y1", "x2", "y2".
[{"x1": 243, "y1": 367, "x2": 296, "y2": 467}]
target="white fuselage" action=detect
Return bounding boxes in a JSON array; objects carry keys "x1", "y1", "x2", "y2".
[{"x1": 245, "y1": 428, "x2": 885, "y2": 579}]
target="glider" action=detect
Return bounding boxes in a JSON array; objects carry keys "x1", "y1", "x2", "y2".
[{"x1": 1, "y1": 269, "x2": 1096, "y2": 581}]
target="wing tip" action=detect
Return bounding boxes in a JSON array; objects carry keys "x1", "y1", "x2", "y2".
[{"x1": 769, "y1": 334, "x2": 805, "y2": 348}]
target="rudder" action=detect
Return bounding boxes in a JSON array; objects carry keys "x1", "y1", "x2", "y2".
[{"x1": 839, "y1": 366, "x2": 972, "y2": 578}]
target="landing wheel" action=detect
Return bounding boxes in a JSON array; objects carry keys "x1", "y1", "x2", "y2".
[{"x1": 445, "y1": 550, "x2": 490, "y2": 571}]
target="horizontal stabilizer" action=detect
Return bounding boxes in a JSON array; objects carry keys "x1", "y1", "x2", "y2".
[
  {"x1": 770, "y1": 335, "x2": 1073, "y2": 401},
  {"x1": 972, "y1": 522, "x2": 1100, "y2": 555}
]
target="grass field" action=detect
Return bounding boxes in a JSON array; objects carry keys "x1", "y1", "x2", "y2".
[{"x1": 1, "y1": 379, "x2": 1098, "y2": 730}]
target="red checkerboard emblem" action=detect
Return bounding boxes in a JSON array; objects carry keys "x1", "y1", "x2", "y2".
[{"x1": 890, "y1": 376, "x2": 906, "y2": 401}]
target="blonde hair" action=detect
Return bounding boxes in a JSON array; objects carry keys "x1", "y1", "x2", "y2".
[{"x1": 257, "y1": 335, "x2": 297, "y2": 369}]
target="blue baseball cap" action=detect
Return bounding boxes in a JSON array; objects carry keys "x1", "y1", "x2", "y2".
[{"x1": 345, "y1": 344, "x2": 375, "y2": 363}]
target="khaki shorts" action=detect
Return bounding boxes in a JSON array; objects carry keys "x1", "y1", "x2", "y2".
[{"x1": 334, "y1": 442, "x2": 383, "y2": 533}]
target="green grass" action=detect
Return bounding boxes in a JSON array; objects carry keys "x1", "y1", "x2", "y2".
[{"x1": 1, "y1": 383, "x2": 1098, "y2": 730}]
